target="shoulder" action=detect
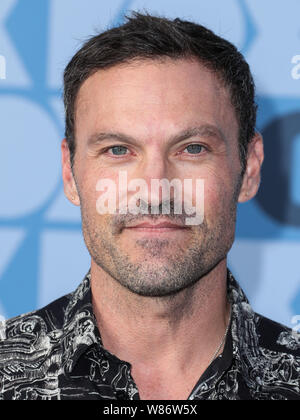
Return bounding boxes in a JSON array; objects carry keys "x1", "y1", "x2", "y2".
[
  {"x1": 240, "y1": 312, "x2": 300, "y2": 399},
  {"x1": 2, "y1": 293, "x2": 71, "y2": 341},
  {"x1": 255, "y1": 312, "x2": 300, "y2": 356},
  {"x1": 0, "y1": 294, "x2": 71, "y2": 400}
]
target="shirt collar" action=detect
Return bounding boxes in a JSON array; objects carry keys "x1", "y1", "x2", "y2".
[
  {"x1": 62, "y1": 269, "x2": 102, "y2": 374},
  {"x1": 227, "y1": 269, "x2": 263, "y2": 375},
  {"x1": 63, "y1": 267, "x2": 258, "y2": 376}
]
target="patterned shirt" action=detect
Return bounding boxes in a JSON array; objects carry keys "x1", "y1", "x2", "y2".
[{"x1": 0, "y1": 268, "x2": 300, "y2": 400}]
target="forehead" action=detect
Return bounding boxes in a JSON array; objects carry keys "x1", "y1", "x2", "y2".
[{"x1": 74, "y1": 58, "x2": 238, "y2": 144}]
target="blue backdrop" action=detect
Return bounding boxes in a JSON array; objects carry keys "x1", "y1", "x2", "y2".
[{"x1": 1, "y1": 0, "x2": 300, "y2": 328}]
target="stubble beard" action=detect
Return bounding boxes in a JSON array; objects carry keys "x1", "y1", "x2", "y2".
[{"x1": 79, "y1": 185, "x2": 240, "y2": 298}]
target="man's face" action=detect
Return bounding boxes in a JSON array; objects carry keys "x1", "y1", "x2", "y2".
[{"x1": 66, "y1": 58, "x2": 244, "y2": 297}]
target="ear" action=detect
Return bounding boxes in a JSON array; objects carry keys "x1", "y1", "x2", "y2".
[
  {"x1": 238, "y1": 132, "x2": 264, "y2": 203},
  {"x1": 61, "y1": 138, "x2": 80, "y2": 206}
]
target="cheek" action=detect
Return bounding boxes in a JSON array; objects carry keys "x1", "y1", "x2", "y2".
[
  {"x1": 79, "y1": 166, "x2": 120, "y2": 214},
  {"x1": 199, "y1": 169, "x2": 235, "y2": 219},
  {"x1": 205, "y1": 184, "x2": 226, "y2": 220}
]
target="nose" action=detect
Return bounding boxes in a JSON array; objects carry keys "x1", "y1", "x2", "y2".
[{"x1": 129, "y1": 149, "x2": 175, "y2": 212}]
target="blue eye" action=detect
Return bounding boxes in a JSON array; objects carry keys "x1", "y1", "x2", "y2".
[
  {"x1": 110, "y1": 146, "x2": 128, "y2": 155},
  {"x1": 185, "y1": 144, "x2": 204, "y2": 154}
]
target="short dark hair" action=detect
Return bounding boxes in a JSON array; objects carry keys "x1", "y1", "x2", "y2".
[{"x1": 63, "y1": 11, "x2": 257, "y2": 175}]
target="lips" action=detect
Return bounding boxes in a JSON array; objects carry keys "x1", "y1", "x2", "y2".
[{"x1": 124, "y1": 219, "x2": 188, "y2": 229}]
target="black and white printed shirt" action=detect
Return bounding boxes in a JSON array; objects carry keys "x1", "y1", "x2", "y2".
[{"x1": 0, "y1": 268, "x2": 300, "y2": 400}]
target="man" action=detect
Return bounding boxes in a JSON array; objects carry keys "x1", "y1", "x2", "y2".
[{"x1": 0, "y1": 12, "x2": 299, "y2": 401}]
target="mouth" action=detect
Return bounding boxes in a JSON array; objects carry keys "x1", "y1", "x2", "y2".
[{"x1": 123, "y1": 219, "x2": 190, "y2": 234}]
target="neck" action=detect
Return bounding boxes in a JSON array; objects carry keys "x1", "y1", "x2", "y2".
[{"x1": 90, "y1": 259, "x2": 230, "y2": 378}]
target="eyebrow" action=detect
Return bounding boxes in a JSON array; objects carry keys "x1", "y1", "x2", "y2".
[{"x1": 87, "y1": 124, "x2": 227, "y2": 148}]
